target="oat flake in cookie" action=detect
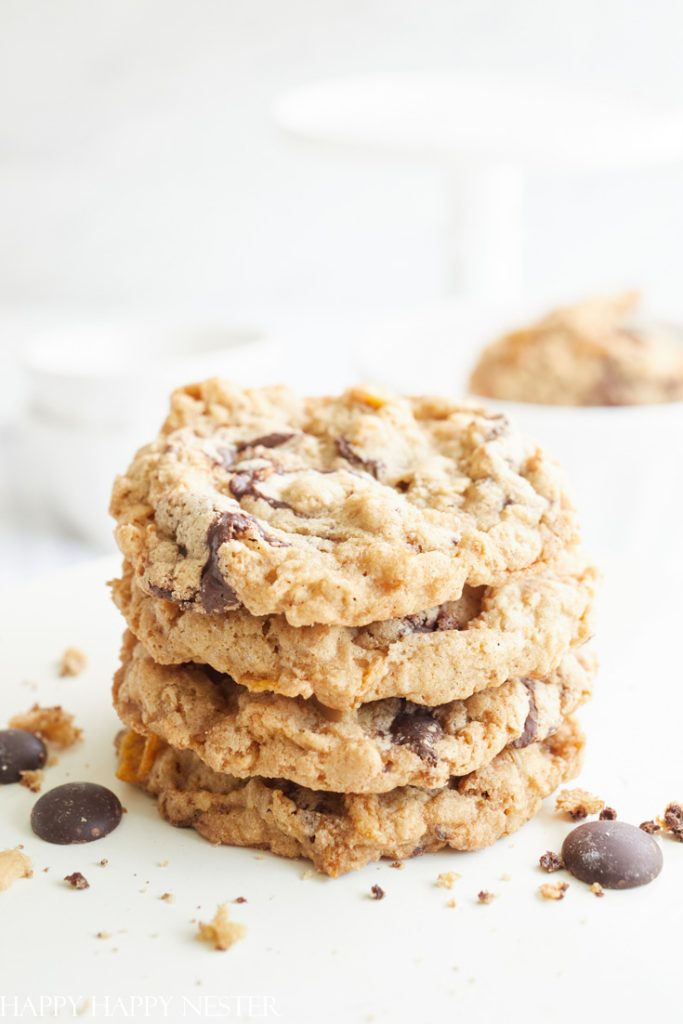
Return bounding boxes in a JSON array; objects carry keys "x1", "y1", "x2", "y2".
[{"x1": 110, "y1": 380, "x2": 578, "y2": 627}]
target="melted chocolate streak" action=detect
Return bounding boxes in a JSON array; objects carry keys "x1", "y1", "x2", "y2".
[
  {"x1": 335, "y1": 436, "x2": 384, "y2": 479},
  {"x1": 199, "y1": 510, "x2": 288, "y2": 613},
  {"x1": 229, "y1": 471, "x2": 292, "y2": 510}
]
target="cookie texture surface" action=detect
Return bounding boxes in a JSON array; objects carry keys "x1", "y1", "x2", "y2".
[
  {"x1": 110, "y1": 380, "x2": 578, "y2": 627},
  {"x1": 116, "y1": 718, "x2": 583, "y2": 876},
  {"x1": 114, "y1": 632, "x2": 594, "y2": 793},
  {"x1": 112, "y1": 555, "x2": 595, "y2": 709},
  {"x1": 470, "y1": 293, "x2": 683, "y2": 407}
]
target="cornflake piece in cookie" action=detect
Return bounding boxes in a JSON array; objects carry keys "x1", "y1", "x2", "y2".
[
  {"x1": 59, "y1": 647, "x2": 88, "y2": 678},
  {"x1": 640, "y1": 820, "x2": 661, "y2": 835},
  {"x1": 370, "y1": 885, "x2": 385, "y2": 901},
  {"x1": 590, "y1": 882, "x2": 605, "y2": 897},
  {"x1": 556, "y1": 788, "x2": 604, "y2": 820},
  {"x1": 9, "y1": 705, "x2": 82, "y2": 749},
  {"x1": 436, "y1": 872, "x2": 461, "y2": 890},
  {"x1": 0, "y1": 848, "x2": 33, "y2": 891},
  {"x1": 661, "y1": 802, "x2": 683, "y2": 842},
  {"x1": 539, "y1": 881, "x2": 569, "y2": 901},
  {"x1": 196, "y1": 904, "x2": 246, "y2": 951},
  {"x1": 477, "y1": 890, "x2": 494, "y2": 904},
  {"x1": 64, "y1": 872, "x2": 89, "y2": 890},
  {"x1": 539, "y1": 851, "x2": 563, "y2": 873},
  {"x1": 19, "y1": 769, "x2": 44, "y2": 793}
]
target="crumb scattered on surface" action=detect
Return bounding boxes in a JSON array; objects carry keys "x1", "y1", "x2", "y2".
[
  {"x1": 539, "y1": 851, "x2": 564, "y2": 873},
  {"x1": 98, "y1": 859, "x2": 109, "y2": 867},
  {"x1": 599, "y1": 806, "x2": 617, "y2": 821},
  {"x1": 499, "y1": 872, "x2": 512, "y2": 882},
  {"x1": 158, "y1": 860, "x2": 169, "y2": 867},
  {"x1": 369, "y1": 884, "x2": 385, "y2": 901},
  {"x1": 436, "y1": 872, "x2": 461, "y2": 890},
  {"x1": 389, "y1": 861, "x2": 404, "y2": 870},
  {"x1": 300, "y1": 869, "x2": 316, "y2": 880},
  {"x1": 477, "y1": 890, "x2": 494, "y2": 904},
  {"x1": 446, "y1": 898, "x2": 457, "y2": 909},
  {"x1": 640, "y1": 820, "x2": 661, "y2": 834},
  {"x1": 196, "y1": 905, "x2": 246, "y2": 951},
  {"x1": 59, "y1": 647, "x2": 88, "y2": 678},
  {"x1": 661, "y1": 802, "x2": 683, "y2": 842},
  {"x1": 160, "y1": 892, "x2": 174, "y2": 903},
  {"x1": 234, "y1": 897, "x2": 247, "y2": 904},
  {"x1": 9, "y1": 704, "x2": 82, "y2": 748},
  {"x1": 539, "y1": 881, "x2": 569, "y2": 901},
  {"x1": 590, "y1": 882, "x2": 605, "y2": 897},
  {"x1": 556, "y1": 788, "x2": 604, "y2": 820},
  {"x1": 0, "y1": 849, "x2": 33, "y2": 892},
  {"x1": 19, "y1": 769, "x2": 43, "y2": 792},
  {"x1": 64, "y1": 872, "x2": 90, "y2": 890},
  {"x1": 96, "y1": 931, "x2": 111, "y2": 940}
]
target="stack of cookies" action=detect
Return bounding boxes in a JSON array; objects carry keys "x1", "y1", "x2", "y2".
[{"x1": 111, "y1": 380, "x2": 596, "y2": 876}]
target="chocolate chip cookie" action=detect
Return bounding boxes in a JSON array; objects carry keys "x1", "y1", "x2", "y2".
[
  {"x1": 112, "y1": 553, "x2": 595, "y2": 709},
  {"x1": 470, "y1": 292, "x2": 683, "y2": 407},
  {"x1": 110, "y1": 380, "x2": 578, "y2": 627},
  {"x1": 116, "y1": 717, "x2": 584, "y2": 876},
  {"x1": 113, "y1": 632, "x2": 594, "y2": 793}
]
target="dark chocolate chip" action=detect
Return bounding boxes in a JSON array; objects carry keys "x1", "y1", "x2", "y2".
[
  {"x1": 335, "y1": 436, "x2": 383, "y2": 479},
  {"x1": 199, "y1": 513, "x2": 247, "y2": 613},
  {"x1": 0, "y1": 729, "x2": 47, "y2": 784},
  {"x1": 148, "y1": 583, "x2": 175, "y2": 602},
  {"x1": 561, "y1": 820, "x2": 663, "y2": 889},
  {"x1": 236, "y1": 432, "x2": 295, "y2": 452},
  {"x1": 512, "y1": 681, "x2": 539, "y2": 749},
  {"x1": 390, "y1": 708, "x2": 443, "y2": 764},
  {"x1": 31, "y1": 782, "x2": 123, "y2": 845}
]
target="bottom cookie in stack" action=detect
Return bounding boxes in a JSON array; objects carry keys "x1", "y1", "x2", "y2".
[{"x1": 113, "y1": 634, "x2": 591, "y2": 876}]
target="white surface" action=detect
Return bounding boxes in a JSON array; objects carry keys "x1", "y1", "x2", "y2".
[
  {"x1": 275, "y1": 71, "x2": 683, "y2": 168},
  {"x1": 1, "y1": 556, "x2": 681, "y2": 1022}
]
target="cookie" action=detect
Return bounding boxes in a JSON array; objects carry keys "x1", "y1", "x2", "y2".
[
  {"x1": 113, "y1": 631, "x2": 594, "y2": 793},
  {"x1": 110, "y1": 380, "x2": 578, "y2": 627},
  {"x1": 470, "y1": 292, "x2": 683, "y2": 407},
  {"x1": 116, "y1": 717, "x2": 584, "y2": 876},
  {"x1": 112, "y1": 554, "x2": 595, "y2": 709}
]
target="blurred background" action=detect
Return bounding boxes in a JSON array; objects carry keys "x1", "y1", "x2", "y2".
[{"x1": 2, "y1": 0, "x2": 683, "y2": 579}]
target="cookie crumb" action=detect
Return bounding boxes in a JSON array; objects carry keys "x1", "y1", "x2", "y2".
[
  {"x1": 477, "y1": 890, "x2": 494, "y2": 905},
  {"x1": 389, "y1": 861, "x2": 404, "y2": 870},
  {"x1": 160, "y1": 892, "x2": 174, "y2": 903},
  {"x1": 436, "y1": 872, "x2": 461, "y2": 890},
  {"x1": 9, "y1": 704, "x2": 82, "y2": 748},
  {"x1": 64, "y1": 872, "x2": 90, "y2": 890},
  {"x1": 661, "y1": 802, "x2": 683, "y2": 842},
  {"x1": 157, "y1": 860, "x2": 169, "y2": 867},
  {"x1": 19, "y1": 769, "x2": 44, "y2": 793},
  {"x1": 96, "y1": 931, "x2": 111, "y2": 940},
  {"x1": 599, "y1": 806, "x2": 617, "y2": 821},
  {"x1": 234, "y1": 897, "x2": 247, "y2": 904},
  {"x1": 0, "y1": 848, "x2": 33, "y2": 892},
  {"x1": 445, "y1": 898, "x2": 457, "y2": 909},
  {"x1": 59, "y1": 647, "x2": 88, "y2": 678},
  {"x1": 539, "y1": 851, "x2": 563, "y2": 873},
  {"x1": 640, "y1": 820, "x2": 661, "y2": 834},
  {"x1": 590, "y1": 882, "x2": 605, "y2": 897},
  {"x1": 98, "y1": 859, "x2": 109, "y2": 867},
  {"x1": 556, "y1": 788, "x2": 604, "y2": 820},
  {"x1": 539, "y1": 881, "x2": 569, "y2": 901},
  {"x1": 196, "y1": 904, "x2": 246, "y2": 951},
  {"x1": 369, "y1": 884, "x2": 385, "y2": 901},
  {"x1": 300, "y1": 869, "x2": 316, "y2": 880},
  {"x1": 499, "y1": 872, "x2": 512, "y2": 882}
]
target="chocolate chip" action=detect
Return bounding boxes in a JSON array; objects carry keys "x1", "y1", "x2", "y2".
[
  {"x1": 199, "y1": 513, "x2": 246, "y2": 613},
  {"x1": 148, "y1": 583, "x2": 175, "y2": 602},
  {"x1": 390, "y1": 707, "x2": 443, "y2": 763},
  {"x1": 31, "y1": 782, "x2": 123, "y2": 844},
  {"x1": 335, "y1": 437, "x2": 383, "y2": 479},
  {"x1": 561, "y1": 821, "x2": 663, "y2": 889},
  {"x1": 64, "y1": 871, "x2": 90, "y2": 889},
  {"x1": 0, "y1": 729, "x2": 47, "y2": 784},
  {"x1": 236, "y1": 432, "x2": 295, "y2": 452},
  {"x1": 512, "y1": 682, "x2": 539, "y2": 749},
  {"x1": 230, "y1": 471, "x2": 291, "y2": 510}
]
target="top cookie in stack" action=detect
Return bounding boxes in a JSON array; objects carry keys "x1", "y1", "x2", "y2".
[{"x1": 111, "y1": 380, "x2": 595, "y2": 876}]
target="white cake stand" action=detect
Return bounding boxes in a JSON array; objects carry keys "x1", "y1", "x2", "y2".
[{"x1": 274, "y1": 71, "x2": 683, "y2": 298}]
